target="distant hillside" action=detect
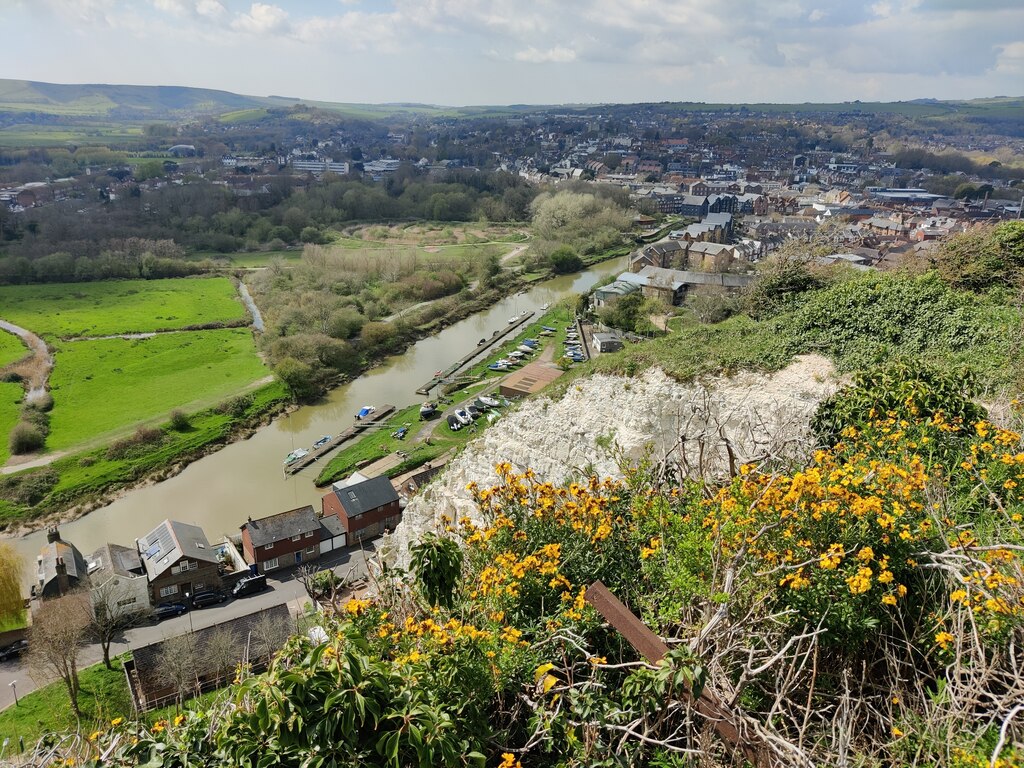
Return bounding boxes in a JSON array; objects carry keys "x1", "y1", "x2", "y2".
[
  {"x1": 0, "y1": 79, "x2": 265, "y2": 118},
  {"x1": 0, "y1": 78, "x2": 1020, "y2": 123}
]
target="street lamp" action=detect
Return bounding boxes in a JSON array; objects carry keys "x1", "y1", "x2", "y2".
[
  {"x1": 8, "y1": 680, "x2": 17, "y2": 707},
  {"x1": 184, "y1": 592, "x2": 195, "y2": 634}
]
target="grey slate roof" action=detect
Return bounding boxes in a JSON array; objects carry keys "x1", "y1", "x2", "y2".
[
  {"x1": 138, "y1": 519, "x2": 219, "y2": 581},
  {"x1": 38, "y1": 537, "x2": 88, "y2": 593},
  {"x1": 319, "y1": 515, "x2": 345, "y2": 540},
  {"x1": 88, "y1": 543, "x2": 144, "y2": 578},
  {"x1": 333, "y1": 475, "x2": 399, "y2": 519},
  {"x1": 243, "y1": 505, "x2": 320, "y2": 548}
]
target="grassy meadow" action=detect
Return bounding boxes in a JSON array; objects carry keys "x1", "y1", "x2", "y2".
[
  {"x1": 46, "y1": 329, "x2": 268, "y2": 450},
  {"x1": 0, "y1": 331, "x2": 27, "y2": 367},
  {"x1": 0, "y1": 277, "x2": 245, "y2": 339},
  {"x1": 0, "y1": 382, "x2": 22, "y2": 464}
]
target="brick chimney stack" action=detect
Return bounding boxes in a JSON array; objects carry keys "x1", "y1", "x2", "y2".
[{"x1": 55, "y1": 556, "x2": 70, "y2": 595}]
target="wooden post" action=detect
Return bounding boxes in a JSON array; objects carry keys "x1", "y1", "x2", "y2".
[
  {"x1": 584, "y1": 581, "x2": 667, "y2": 663},
  {"x1": 584, "y1": 581, "x2": 792, "y2": 768}
]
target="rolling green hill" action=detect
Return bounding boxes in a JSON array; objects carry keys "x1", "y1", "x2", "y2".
[{"x1": 1, "y1": 78, "x2": 1020, "y2": 125}]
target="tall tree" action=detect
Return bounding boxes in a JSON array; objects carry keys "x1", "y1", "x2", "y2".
[
  {"x1": 0, "y1": 542, "x2": 25, "y2": 628},
  {"x1": 26, "y1": 592, "x2": 92, "y2": 718},
  {"x1": 89, "y1": 579, "x2": 149, "y2": 669}
]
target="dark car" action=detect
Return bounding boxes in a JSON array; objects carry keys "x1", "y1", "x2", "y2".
[
  {"x1": 153, "y1": 602, "x2": 189, "y2": 621},
  {"x1": 0, "y1": 639, "x2": 27, "y2": 662},
  {"x1": 232, "y1": 573, "x2": 268, "y2": 598},
  {"x1": 190, "y1": 590, "x2": 227, "y2": 609}
]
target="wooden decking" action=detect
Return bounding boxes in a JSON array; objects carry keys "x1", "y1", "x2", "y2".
[
  {"x1": 283, "y1": 404, "x2": 396, "y2": 476},
  {"x1": 415, "y1": 311, "x2": 535, "y2": 395}
]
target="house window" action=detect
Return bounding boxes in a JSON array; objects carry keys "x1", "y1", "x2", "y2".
[
  {"x1": 305, "y1": 546, "x2": 316, "y2": 555},
  {"x1": 116, "y1": 597, "x2": 137, "y2": 607},
  {"x1": 263, "y1": 544, "x2": 273, "y2": 551},
  {"x1": 304, "y1": 531, "x2": 314, "y2": 538},
  {"x1": 290, "y1": 534, "x2": 301, "y2": 542},
  {"x1": 264, "y1": 557, "x2": 279, "y2": 570},
  {"x1": 159, "y1": 584, "x2": 179, "y2": 598}
]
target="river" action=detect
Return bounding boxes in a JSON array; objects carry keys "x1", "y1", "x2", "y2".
[{"x1": 8, "y1": 257, "x2": 627, "y2": 569}]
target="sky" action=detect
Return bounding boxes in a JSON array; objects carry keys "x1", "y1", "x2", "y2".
[{"x1": 3, "y1": 0, "x2": 1023, "y2": 106}]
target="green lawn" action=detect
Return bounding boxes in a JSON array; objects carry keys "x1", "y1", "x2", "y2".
[
  {"x1": 47, "y1": 329, "x2": 268, "y2": 450},
  {"x1": 0, "y1": 381, "x2": 22, "y2": 464},
  {"x1": 0, "y1": 658, "x2": 132, "y2": 747},
  {"x1": 217, "y1": 250, "x2": 304, "y2": 268},
  {"x1": 0, "y1": 277, "x2": 246, "y2": 339},
  {"x1": 0, "y1": 331, "x2": 27, "y2": 368}
]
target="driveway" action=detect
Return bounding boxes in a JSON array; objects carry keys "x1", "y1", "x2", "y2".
[{"x1": 0, "y1": 544, "x2": 376, "y2": 710}]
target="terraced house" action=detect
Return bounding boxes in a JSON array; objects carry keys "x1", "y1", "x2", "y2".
[{"x1": 240, "y1": 505, "x2": 322, "y2": 573}]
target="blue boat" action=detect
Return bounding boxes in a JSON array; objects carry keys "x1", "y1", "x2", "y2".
[
  {"x1": 355, "y1": 405, "x2": 376, "y2": 420},
  {"x1": 542, "y1": 326, "x2": 556, "y2": 332}
]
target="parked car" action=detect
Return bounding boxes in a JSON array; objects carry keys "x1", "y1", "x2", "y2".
[
  {"x1": 0, "y1": 639, "x2": 27, "y2": 662},
  {"x1": 153, "y1": 602, "x2": 189, "y2": 621},
  {"x1": 232, "y1": 573, "x2": 268, "y2": 598},
  {"x1": 190, "y1": 590, "x2": 228, "y2": 609}
]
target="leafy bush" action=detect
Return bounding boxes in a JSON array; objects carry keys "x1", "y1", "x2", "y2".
[
  {"x1": 168, "y1": 409, "x2": 191, "y2": 431},
  {"x1": 8, "y1": 421, "x2": 44, "y2": 454}
]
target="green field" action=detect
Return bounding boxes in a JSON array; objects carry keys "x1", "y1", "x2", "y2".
[
  {"x1": 0, "y1": 331, "x2": 27, "y2": 367},
  {"x1": 0, "y1": 278, "x2": 246, "y2": 339},
  {"x1": 47, "y1": 329, "x2": 268, "y2": 450},
  {"x1": 0, "y1": 381, "x2": 23, "y2": 464}
]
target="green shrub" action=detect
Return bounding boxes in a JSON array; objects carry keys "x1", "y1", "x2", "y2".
[
  {"x1": 8, "y1": 422, "x2": 44, "y2": 454},
  {"x1": 169, "y1": 409, "x2": 191, "y2": 431}
]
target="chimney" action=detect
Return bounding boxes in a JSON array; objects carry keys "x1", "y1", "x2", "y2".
[
  {"x1": 55, "y1": 557, "x2": 70, "y2": 595},
  {"x1": 46, "y1": 526, "x2": 61, "y2": 544}
]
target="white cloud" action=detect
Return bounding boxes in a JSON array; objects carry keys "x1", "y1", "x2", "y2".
[
  {"x1": 513, "y1": 46, "x2": 576, "y2": 64},
  {"x1": 233, "y1": 2, "x2": 290, "y2": 35},
  {"x1": 195, "y1": 0, "x2": 225, "y2": 19},
  {"x1": 808, "y1": 8, "x2": 825, "y2": 21}
]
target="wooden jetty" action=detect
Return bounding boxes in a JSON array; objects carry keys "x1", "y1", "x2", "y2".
[
  {"x1": 283, "y1": 404, "x2": 395, "y2": 476},
  {"x1": 415, "y1": 311, "x2": 535, "y2": 395}
]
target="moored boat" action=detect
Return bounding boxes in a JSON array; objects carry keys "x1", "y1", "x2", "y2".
[
  {"x1": 355, "y1": 405, "x2": 376, "y2": 420},
  {"x1": 284, "y1": 448, "x2": 308, "y2": 466},
  {"x1": 420, "y1": 401, "x2": 437, "y2": 418}
]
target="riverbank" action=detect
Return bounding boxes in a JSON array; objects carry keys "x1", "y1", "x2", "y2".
[
  {"x1": 1, "y1": 252, "x2": 631, "y2": 556},
  {"x1": 0, "y1": 380, "x2": 290, "y2": 534}
]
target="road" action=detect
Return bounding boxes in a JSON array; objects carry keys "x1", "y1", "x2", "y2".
[{"x1": 0, "y1": 544, "x2": 376, "y2": 711}]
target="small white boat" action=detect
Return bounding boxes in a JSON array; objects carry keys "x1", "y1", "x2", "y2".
[
  {"x1": 355, "y1": 405, "x2": 376, "y2": 420},
  {"x1": 508, "y1": 315, "x2": 519, "y2": 324},
  {"x1": 312, "y1": 436, "x2": 332, "y2": 450},
  {"x1": 479, "y1": 395, "x2": 500, "y2": 408},
  {"x1": 454, "y1": 408, "x2": 473, "y2": 426},
  {"x1": 518, "y1": 345, "x2": 535, "y2": 353},
  {"x1": 284, "y1": 448, "x2": 308, "y2": 466},
  {"x1": 541, "y1": 302, "x2": 550, "y2": 310}
]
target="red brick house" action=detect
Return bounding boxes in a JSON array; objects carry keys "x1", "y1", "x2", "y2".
[
  {"x1": 240, "y1": 505, "x2": 322, "y2": 573},
  {"x1": 322, "y1": 475, "x2": 401, "y2": 544}
]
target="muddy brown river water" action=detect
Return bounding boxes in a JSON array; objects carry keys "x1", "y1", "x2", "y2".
[{"x1": 8, "y1": 257, "x2": 627, "y2": 569}]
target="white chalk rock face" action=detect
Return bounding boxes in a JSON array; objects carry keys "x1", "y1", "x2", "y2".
[{"x1": 388, "y1": 355, "x2": 838, "y2": 568}]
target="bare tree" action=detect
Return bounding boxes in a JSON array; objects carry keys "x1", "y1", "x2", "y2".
[
  {"x1": 202, "y1": 626, "x2": 238, "y2": 687},
  {"x1": 26, "y1": 591, "x2": 92, "y2": 718},
  {"x1": 249, "y1": 611, "x2": 293, "y2": 665},
  {"x1": 156, "y1": 633, "x2": 198, "y2": 708},
  {"x1": 89, "y1": 579, "x2": 150, "y2": 669}
]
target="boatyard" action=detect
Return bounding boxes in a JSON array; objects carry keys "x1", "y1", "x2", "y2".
[
  {"x1": 415, "y1": 311, "x2": 536, "y2": 395},
  {"x1": 283, "y1": 404, "x2": 396, "y2": 476}
]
